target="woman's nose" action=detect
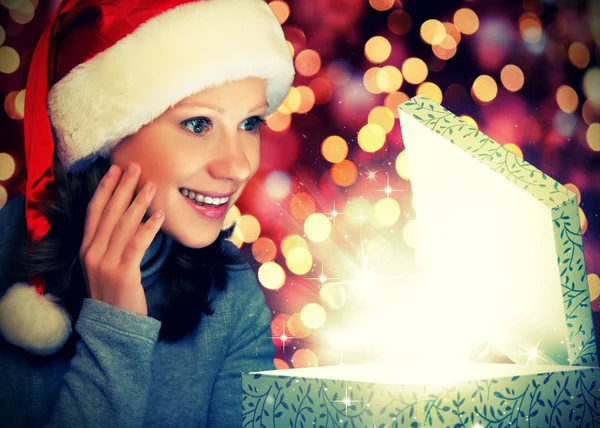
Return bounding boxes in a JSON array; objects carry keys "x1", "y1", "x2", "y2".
[{"x1": 206, "y1": 133, "x2": 255, "y2": 183}]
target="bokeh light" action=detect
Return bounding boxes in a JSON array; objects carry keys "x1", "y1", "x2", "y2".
[
  {"x1": 0, "y1": 153, "x2": 16, "y2": 181},
  {"x1": 0, "y1": 46, "x2": 19, "y2": 74},
  {"x1": 402, "y1": 219, "x2": 420, "y2": 248},
  {"x1": 290, "y1": 192, "x2": 316, "y2": 220},
  {"x1": 285, "y1": 246, "x2": 313, "y2": 275},
  {"x1": 369, "y1": 0, "x2": 394, "y2": 12},
  {"x1": 291, "y1": 348, "x2": 319, "y2": 368},
  {"x1": 417, "y1": 82, "x2": 442, "y2": 104},
  {"x1": 295, "y1": 49, "x2": 321, "y2": 77},
  {"x1": 258, "y1": 261, "x2": 286, "y2": 290},
  {"x1": 402, "y1": 57, "x2": 428, "y2": 85},
  {"x1": 388, "y1": 9, "x2": 412, "y2": 35},
  {"x1": 0, "y1": 186, "x2": 6, "y2": 209},
  {"x1": 300, "y1": 303, "x2": 327, "y2": 329},
  {"x1": 358, "y1": 123, "x2": 386, "y2": 152},
  {"x1": 281, "y1": 234, "x2": 309, "y2": 258},
  {"x1": 420, "y1": 19, "x2": 446, "y2": 45},
  {"x1": 266, "y1": 110, "x2": 292, "y2": 132},
  {"x1": 269, "y1": 0, "x2": 290, "y2": 24},
  {"x1": 252, "y1": 237, "x2": 277, "y2": 263},
  {"x1": 222, "y1": 205, "x2": 241, "y2": 230},
  {"x1": 583, "y1": 68, "x2": 600, "y2": 106},
  {"x1": 319, "y1": 283, "x2": 347, "y2": 310},
  {"x1": 331, "y1": 159, "x2": 358, "y2": 186},
  {"x1": 556, "y1": 85, "x2": 578, "y2": 114},
  {"x1": 472, "y1": 75, "x2": 498, "y2": 103},
  {"x1": 500, "y1": 65, "x2": 525, "y2": 92},
  {"x1": 519, "y1": 13, "x2": 542, "y2": 44},
  {"x1": 395, "y1": 150, "x2": 410, "y2": 180},
  {"x1": 587, "y1": 124, "x2": 600, "y2": 151},
  {"x1": 454, "y1": 8, "x2": 479, "y2": 35},
  {"x1": 309, "y1": 77, "x2": 333, "y2": 104},
  {"x1": 589, "y1": 274, "x2": 600, "y2": 302},
  {"x1": 368, "y1": 106, "x2": 395, "y2": 134},
  {"x1": 365, "y1": 36, "x2": 392, "y2": 64},
  {"x1": 287, "y1": 312, "x2": 311, "y2": 338},
  {"x1": 373, "y1": 197, "x2": 401, "y2": 227},
  {"x1": 504, "y1": 143, "x2": 523, "y2": 159},
  {"x1": 304, "y1": 213, "x2": 332, "y2": 243},
  {"x1": 10, "y1": 1, "x2": 34, "y2": 25},
  {"x1": 568, "y1": 42, "x2": 590, "y2": 69},
  {"x1": 384, "y1": 92, "x2": 409, "y2": 118},
  {"x1": 379, "y1": 65, "x2": 403, "y2": 92},
  {"x1": 0, "y1": 26, "x2": 5, "y2": 46},
  {"x1": 238, "y1": 214, "x2": 261, "y2": 243},
  {"x1": 321, "y1": 135, "x2": 348, "y2": 163},
  {"x1": 265, "y1": 170, "x2": 292, "y2": 200}
]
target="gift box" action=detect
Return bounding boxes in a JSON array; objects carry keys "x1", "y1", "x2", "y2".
[{"x1": 242, "y1": 95, "x2": 600, "y2": 427}]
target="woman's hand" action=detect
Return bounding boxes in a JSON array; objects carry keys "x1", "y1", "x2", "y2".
[{"x1": 79, "y1": 162, "x2": 165, "y2": 316}]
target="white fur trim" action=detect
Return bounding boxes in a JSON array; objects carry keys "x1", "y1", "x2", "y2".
[
  {"x1": 48, "y1": 0, "x2": 294, "y2": 171},
  {"x1": 0, "y1": 283, "x2": 71, "y2": 356}
]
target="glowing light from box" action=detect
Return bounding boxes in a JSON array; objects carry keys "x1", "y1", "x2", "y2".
[
  {"x1": 281, "y1": 234, "x2": 308, "y2": 257},
  {"x1": 358, "y1": 124, "x2": 386, "y2": 153},
  {"x1": 0, "y1": 153, "x2": 16, "y2": 181},
  {"x1": 420, "y1": 19, "x2": 446, "y2": 45},
  {"x1": 252, "y1": 237, "x2": 277, "y2": 263},
  {"x1": 364, "y1": 36, "x2": 391, "y2": 64},
  {"x1": 500, "y1": 64, "x2": 525, "y2": 92},
  {"x1": 453, "y1": 8, "x2": 479, "y2": 35},
  {"x1": 586, "y1": 123, "x2": 600, "y2": 151},
  {"x1": 368, "y1": 106, "x2": 395, "y2": 134},
  {"x1": 292, "y1": 348, "x2": 319, "y2": 368},
  {"x1": 366, "y1": 236, "x2": 394, "y2": 266},
  {"x1": 268, "y1": 1, "x2": 290, "y2": 24},
  {"x1": 0, "y1": 46, "x2": 19, "y2": 74},
  {"x1": 568, "y1": 42, "x2": 590, "y2": 69},
  {"x1": 290, "y1": 192, "x2": 316, "y2": 220},
  {"x1": 287, "y1": 313, "x2": 311, "y2": 338},
  {"x1": 553, "y1": 111, "x2": 576, "y2": 137},
  {"x1": 472, "y1": 75, "x2": 498, "y2": 103},
  {"x1": 286, "y1": 246, "x2": 313, "y2": 275},
  {"x1": 331, "y1": 159, "x2": 358, "y2": 187},
  {"x1": 369, "y1": 0, "x2": 394, "y2": 12},
  {"x1": 395, "y1": 151, "x2": 410, "y2": 180},
  {"x1": 304, "y1": 213, "x2": 332, "y2": 243},
  {"x1": 320, "y1": 283, "x2": 347, "y2": 310},
  {"x1": 373, "y1": 198, "x2": 401, "y2": 228},
  {"x1": 402, "y1": 219, "x2": 420, "y2": 248},
  {"x1": 384, "y1": 92, "x2": 409, "y2": 118},
  {"x1": 556, "y1": 85, "x2": 578, "y2": 114},
  {"x1": 402, "y1": 57, "x2": 428, "y2": 85},
  {"x1": 387, "y1": 10, "x2": 412, "y2": 36},
  {"x1": 301, "y1": 303, "x2": 326, "y2": 329},
  {"x1": 258, "y1": 261, "x2": 286, "y2": 290},
  {"x1": 416, "y1": 82, "x2": 443, "y2": 104},
  {"x1": 321, "y1": 136, "x2": 349, "y2": 163}
]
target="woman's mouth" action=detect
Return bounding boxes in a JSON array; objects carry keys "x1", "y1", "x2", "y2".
[
  {"x1": 179, "y1": 188, "x2": 230, "y2": 206},
  {"x1": 179, "y1": 188, "x2": 231, "y2": 221}
]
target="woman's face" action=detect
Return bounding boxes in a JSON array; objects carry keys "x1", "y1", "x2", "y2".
[{"x1": 110, "y1": 77, "x2": 267, "y2": 248}]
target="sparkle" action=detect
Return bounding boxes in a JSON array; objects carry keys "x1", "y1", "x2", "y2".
[
  {"x1": 375, "y1": 173, "x2": 401, "y2": 197},
  {"x1": 365, "y1": 168, "x2": 379, "y2": 181},
  {"x1": 332, "y1": 381, "x2": 363, "y2": 418},
  {"x1": 269, "y1": 320, "x2": 295, "y2": 355}
]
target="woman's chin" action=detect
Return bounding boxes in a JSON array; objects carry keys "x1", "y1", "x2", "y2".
[{"x1": 164, "y1": 225, "x2": 222, "y2": 249}]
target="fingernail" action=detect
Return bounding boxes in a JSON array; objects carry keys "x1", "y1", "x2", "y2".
[
  {"x1": 127, "y1": 163, "x2": 137, "y2": 174},
  {"x1": 107, "y1": 164, "x2": 118, "y2": 177},
  {"x1": 154, "y1": 209, "x2": 164, "y2": 219},
  {"x1": 143, "y1": 181, "x2": 154, "y2": 192}
]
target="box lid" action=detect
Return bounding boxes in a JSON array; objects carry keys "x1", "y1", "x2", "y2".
[{"x1": 397, "y1": 95, "x2": 597, "y2": 366}]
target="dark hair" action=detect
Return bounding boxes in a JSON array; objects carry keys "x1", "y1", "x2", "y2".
[{"x1": 4, "y1": 154, "x2": 246, "y2": 354}]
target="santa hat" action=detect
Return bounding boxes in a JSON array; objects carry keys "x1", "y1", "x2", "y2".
[{"x1": 0, "y1": 0, "x2": 294, "y2": 355}]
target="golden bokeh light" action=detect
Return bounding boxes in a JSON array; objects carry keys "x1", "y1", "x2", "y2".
[
  {"x1": 443, "y1": 22, "x2": 462, "y2": 45},
  {"x1": 295, "y1": 49, "x2": 321, "y2": 77},
  {"x1": 252, "y1": 237, "x2": 277, "y2": 264},
  {"x1": 295, "y1": 86, "x2": 316, "y2": 114},
  {"x1": 365, "y1": 36, "x2": 392, "y2": 64},
  {"x1": 459, "y1": 115, "x2": 478, "y2": 129},
  {"x1": 364, "y1": 67, "x2": 383, "y2": 94},
  {"x1": 417, "y1": 82, "x2": 443, "y2": 104},
  {"x1": 582, "y1": 100, "x2": 600, "y2": 125},
  {"x1": 331, "y1": 159, "x2": 358, "y2": 187},
  {"x1": 0, "y1": 26, "x2": 5, "y2": 46},
  {"x1": 0, "y1": 0, "x2": 25, "y2": 9},
  {"x1": 9, "y1": 0, "x2": 34, "y2": 25},
  {"x1": 453, "y1": 8, "x2": 479, "y2": 35},
  {"x1": 402, "y1": 219, "x2": 420, "y2": 248},
  {"x1": 586, "y1": 123, "x2": 600, "y2": 151},
  {"x1": 0, "y1": 153, "x2": 16, "y2": 181},
  {"x1": 286, "y1": 41, "x2": 295, "y2": 57},
  {"x1": 268, "y1": 0, "x2": 290, "y2": 24},
  {"x1": 14, "y1": 88, "x2": 25, "y2": 118},
  {"x1": 500, "y1": 64, "x2": 525, "y2": 92},
  {"x1": 281, "y1": 234, "x2": 309, "y2": 257},
  {"x1": 0, "y1": 185, "x2": 6, "y2": 209},
  {"x1": 285, "y1": 87, "x2": 301, "y2": 112},
  {"x1": 579, "y1": 207, "x2": 587, "y2": 234},
  {"x1": 395, "y1": 150, "x2": 410, "y2": 180},
  {"x1": 568, "y1": 42, "x2": 590, "y2": 69},
  {"x1": 588, "y1": 273, "x2": 600, "y2": 301},
  {"x1": 402, "y1": 57, "x2": 428, "y2": 85},
  {"x1": 369, "y1": 0, "x2": 394, "y2": 11},
  {"x1": 472, "y1": 75, "x2": 498, "y2": 103},
  {"x1": 258, "y1": 261, "x2": 286, "y2": 290},
  {"x1": 4, "y1": 91, "x2": 20, "y2": 120},
  {"x1": 238, "y1": 214, "x2": 261, "y2": 243},
  {"x1": 319, "y1": 283, "x2": 347, "y2": 310},
  {"x1": 384, "y1": 91, "x2": 409, "y2": 118},
  {"x1": 344, "y1": 197, "x2": 372, "y2": 226},
  {"x1": 321, "y1": 135, "x2": 348, "y2": 163},
  {"x1": 388, "y1": 9, "x2": 412, "y2": 35},
  {"x1": 291, "y1": 348, "x2": 319, "y2": 368},
  {"x1": 556, "y1": 85, "x2": 578, "y2": 114},
  {"x1": 379, "y1": 65, "x2": 403, "y2": 92},
  {"x1": 222, "y1": 205, "x2": 241, "y2": 230},
  {"x1": 583, "y1": 68, "x2": 600, "y2": 106},
  {"x1": 432, "y1": 42, "x2": 457, "y2": 61},
  {"x1": 358, "y1": 123, "x2": 386, "y2": 153},
  {"x1": 300, "y1": 303, "x2": 327, "y2": 329},
  {"x1": 420, "y1": 19, "x2": 446, "y2": 45},
  {"x1": 227, "y1": 226, "x2": 244, "y2": 248},
  {"x1": 564, "y1": 183, "x2": 581, "y2": 204},
  {"x1": 368, "y1": 106, "x2": 395, "y2": 133},
  {"x1": 0, "y1": 46, "x2": 19, "y2": 74},
  {"x1": 287, "y1": 313, "x2": 311, "y2": 339},
  {"x1": 285, "y1": 246, "x2": 313, "y2": 275},
  {"x1": 266, "y1": 110, "x2": 292, "y2": 132},
  {"x1": 503, "y1": 143, "x2": 523, "y2": 159},
  {"x1": 274, "y1": 358, "x2": 290, "y2": 370},
  {"x1": 519, "y1": 14, "x2": 542, "y2": 44},
  {"x1": 290, "y1": 192, "x2": 316, "y2": 220},
  {"x1": 373, "y1": 197, "x2": 401, "y2": 227},
  {"x1": 304, "y1": 213, "x2": 332, "y2": 243}
]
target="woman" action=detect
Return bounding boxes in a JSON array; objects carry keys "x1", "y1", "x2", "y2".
[{"x1": 0, "y1": 0, "x2": 294, "y2": 426}]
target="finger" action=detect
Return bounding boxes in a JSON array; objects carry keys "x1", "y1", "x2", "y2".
[
  {"x1": 89, "y1": 162, "x2": 142, "y2": 256},
  {"x1": 81, "y1": 164, "x2": 122, "y2": 255},
  {"x1": 104, "y1": 180, "x2": 156, "y2": 263},
  {"x1": 120, "y1": 209, "x2": 165, "y2": 267}
]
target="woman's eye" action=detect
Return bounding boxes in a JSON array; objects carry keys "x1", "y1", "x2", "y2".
[
  {"x1": 240, "y1": 116, "x2": 266, "y2": 134},
  {"x1": 181, "y1": 117, "x2": 212, "y2": 135}
]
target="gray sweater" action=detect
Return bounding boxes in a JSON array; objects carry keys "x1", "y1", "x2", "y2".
[{"x1": 0, "y1": 196, "x2": 276, "y2": 427}]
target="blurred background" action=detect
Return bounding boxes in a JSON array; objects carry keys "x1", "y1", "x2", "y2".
[{"x1": 0, "y1": 0, "x2": 599, "y2": 369}]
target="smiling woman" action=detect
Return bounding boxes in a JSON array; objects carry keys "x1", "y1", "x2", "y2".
[{"x1": 0, "y1": 0, "x2": 294, "y2": 427}]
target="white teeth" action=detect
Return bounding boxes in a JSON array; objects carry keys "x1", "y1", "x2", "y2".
[{"x1": 180, "y1": 188, "x2": 229, "y2": 205}]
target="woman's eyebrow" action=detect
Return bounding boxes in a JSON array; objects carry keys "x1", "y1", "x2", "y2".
[{"x1": 174, "y1": 102, "x2": 269, "y2": 115}]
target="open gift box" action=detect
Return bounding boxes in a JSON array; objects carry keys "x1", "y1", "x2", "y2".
[{"x1": 242, "y1": 95, "x2": 600, "y2": 427}]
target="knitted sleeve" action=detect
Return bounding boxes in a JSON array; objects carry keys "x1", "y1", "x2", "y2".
[{"x1": 207, "y1": 265, "x2": 276, "y2": 427}]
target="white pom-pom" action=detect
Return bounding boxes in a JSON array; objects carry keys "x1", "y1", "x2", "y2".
[{"x1": 0, "y1": 283, "x2": 72, "y2": 356}]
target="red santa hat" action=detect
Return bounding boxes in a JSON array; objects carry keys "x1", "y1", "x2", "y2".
[{"x1": 0, "y1": 0, "x2": 294, "y2": 355}]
